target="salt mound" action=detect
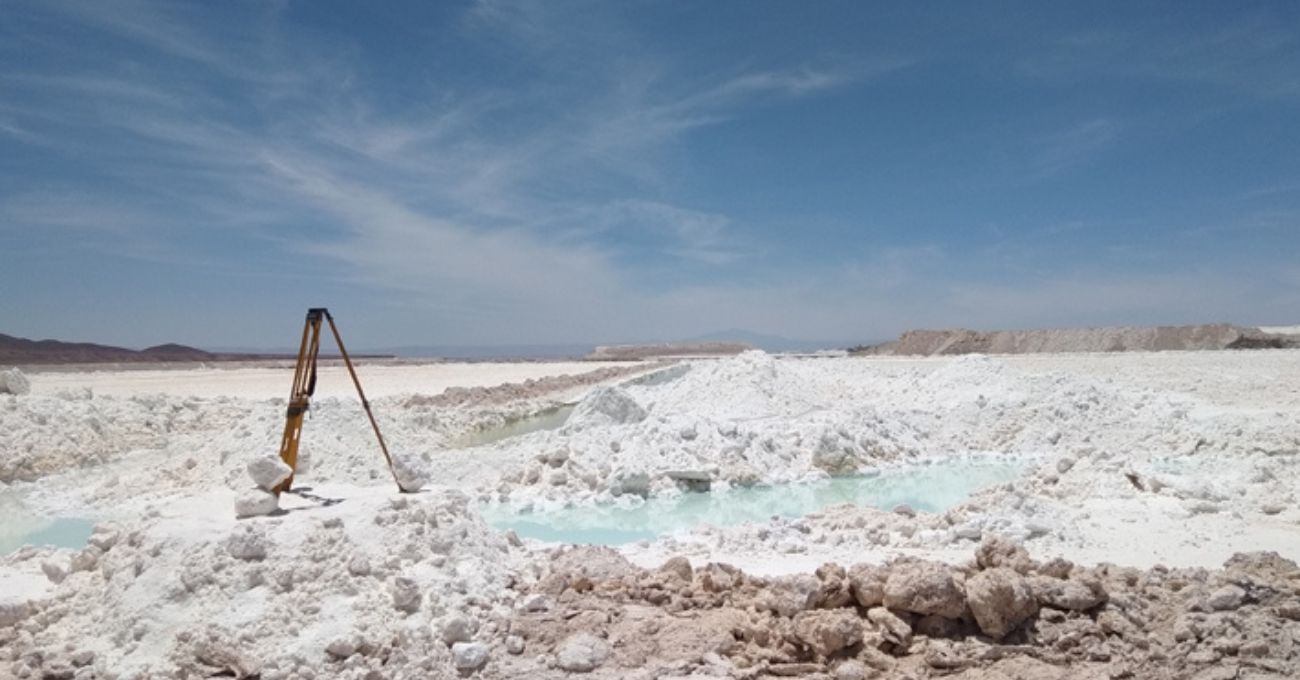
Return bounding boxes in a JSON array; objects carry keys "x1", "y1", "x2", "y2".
[
  {"x1": 0, "y1": 368, "x2": 30, "y2": 395},
  {"x1": 917, "y1": 355, "x2": 1023, "y2": 409},
  {"x1": 566, "y1": 386, "x2": 647, "y2": 429},
  {"x1": 3, "y1": 490, "x2": 526, "y2": 678},
  {"x1": 923, "y1": 354, "x2": 1010, "y2": 388},
  {"x1": 489, "y1": 349, "x2": 1252, "y2": 508},
  {"x1": 643, "y1": 350, "x2": 820, "y2": 420},
  {"x1": 0, "y1": 393, "x2": 252, "y2": 483}
]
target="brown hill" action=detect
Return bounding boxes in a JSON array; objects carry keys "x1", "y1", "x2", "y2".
[
  {"x1": 140, "y1": 343, "x2": 217, "y2": 360},
  {"x1": 0, "y1": 333, "x2": 219, "y2": 364},
  {"x1": 0, "y1": 332, "x2": 223, "y2": 364},
  {"x1": 0, "y1": 332, "x2": 395, "y2": 365}
]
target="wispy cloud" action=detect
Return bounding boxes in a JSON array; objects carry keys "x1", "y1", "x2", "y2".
[
  {"x1": 31, "y1": 0, "x2": 305, "y2": 86},
  {"x1": 1019, "y1": 12, "x2": 1300, "y2": 99},
  {"x1": 0, "y1": 191, "x2": 158, "y2": 235},
  {"x1": 1033, "y1": 118, "x2": 1122, "y2": 177},
  {"x1": 3, "y1": 1, "x2": 1297, "y2": 345},
  {"x1": 1240, "y1": 180, "x2": 1300, "y2": 200},
  {"x1": 0, "y1": 1, "x2": 870, "y2": 311},
  {"x1": 0, "y1": 117, "x2": 35, "y2": 141},
  {"x1": 579, "y1": 61, "x2": 903, "y2": 167},
  {"x1": 592, "y1": 200, "x2": 749, "y2": 266},
  {"x1": 2, "y1": 73, "x2": 186, "y2": 106}
]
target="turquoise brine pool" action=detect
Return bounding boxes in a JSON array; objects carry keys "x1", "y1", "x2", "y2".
[
  {"x1": 0, "y1": 517, "x2": 95, "y2": 555},
  {"x1": 485, "y1": 460, "x2": 1024, "y2": 545}
]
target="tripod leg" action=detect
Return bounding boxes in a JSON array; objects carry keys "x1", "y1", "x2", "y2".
[
  {"x1": 323, "y1": 311, "x2": 406, "y2": 492},
  {"x1": 273, "y1": 312, "x2": 323, "y2": 495}
]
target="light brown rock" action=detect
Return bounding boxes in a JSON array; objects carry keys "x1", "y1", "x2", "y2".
[
  {"x1": 848, "y1": 563, "x2": 887, "y2": 608},
  {"x1": 792, "y1": 609, "x2": 863, "y2": 658},
  {"x1": 866, "y1": 606, "x2": 912, "y2": 649},
  {"x1": 882, "y1": 561, "x2": 966, "y2": 618},
  {"x1": 1029, "y1": 576, "x2": 1105, "y2": 611},
  {"x1": 814, "y1": 562, "x2": 854, "y2": 608},
  {"x1": 659, "y1": 556, "x2": 693, "y2": 581},
  {"x1": 965, "y1": 568, "x2": 1038, "y2": 639},
  {"x1": 975, "y1": 536, "x2": 1033, "y2": 573}
]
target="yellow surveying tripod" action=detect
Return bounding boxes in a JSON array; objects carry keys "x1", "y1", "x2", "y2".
[{"x1": 272, "y1": 308, "x2": 404, "y2": 495}]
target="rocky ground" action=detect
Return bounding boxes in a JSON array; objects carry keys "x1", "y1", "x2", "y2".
[
  {"x1": 8, "y1": 524, "x2": 1295, "y2": 679},
  {"x1": 496, "y1": 539, "x2": 1300, "y2": 679}
]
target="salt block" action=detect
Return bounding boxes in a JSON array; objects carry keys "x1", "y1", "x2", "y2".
[
  {"x1": 247, "y1": 455, "x2": 293, "y2": 492},
  {"x1": 451, "y1": 641, "x2": 489, "y2": 672},
  {"x1": 391, "y1": 453, "x2": 430, "y2": 492},
  {"x1": 234, "y1": 489, "x2": 280, "y2": 518}
]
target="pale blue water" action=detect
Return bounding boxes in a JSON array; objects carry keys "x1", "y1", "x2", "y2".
[
  {"x1": 0, "y1": 517, "x2": 95, "y2": 555},
  {"x1": 622, "y1": 364, "x2": 691, "y2": 387},
  {"x1": 485, "y1": 460, "x2": 1024, "y2": 545},
  {"x1": 452, "y1": 405, "x2": 575, "y2": 448}
]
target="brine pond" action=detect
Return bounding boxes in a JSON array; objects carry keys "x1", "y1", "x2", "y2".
[
  {"x1": 450, "y1": 404, "x2": 576, "y2": 448},
  {"x1": 483, "y1": 459, "x2": 1025, "y2": 545},
  {"x1": 0, "y1": 515, "x2": 95, "y2": 555}
]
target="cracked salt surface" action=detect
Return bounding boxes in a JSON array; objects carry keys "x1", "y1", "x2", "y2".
[{"x1": 483, "y1": 459, "x2": 1027, "y2": 545}]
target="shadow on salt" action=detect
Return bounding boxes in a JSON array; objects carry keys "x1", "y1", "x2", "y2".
[{"x1": 483, "y1": 459, "x2": 1027, "y2": 545}]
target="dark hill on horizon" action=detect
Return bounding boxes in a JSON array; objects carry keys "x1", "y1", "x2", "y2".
[
  {"x1": 0, "y1": 332, "x2": 219, "y2": 364},
  {"x1": 0, "y1": 333, "x2": 394, "y2": 365}
]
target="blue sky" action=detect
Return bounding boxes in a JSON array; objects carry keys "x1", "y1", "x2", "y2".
[{"x1": 2, "y1": 1, "x2": 1299, "y2": 349}]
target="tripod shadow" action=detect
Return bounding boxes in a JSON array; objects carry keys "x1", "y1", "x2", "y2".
[{"x1": 279, "y1": 486, "x2": 345, "y2": 512}]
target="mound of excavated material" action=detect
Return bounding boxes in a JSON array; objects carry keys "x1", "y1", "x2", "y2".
[
  {"x1": 9, "y1": 525, "x2": 1296, "y2": 679},
  {"x1": 856, "y1": 323, "x2": 1298, "y2": 356},
  {"x1": 493, "y1": 539, "x2": 1300, "y2": 679}
]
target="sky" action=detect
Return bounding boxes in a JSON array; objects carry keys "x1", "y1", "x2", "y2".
[{"x1": 2, "y1": 1, "x2": 1299, "y2": 350}]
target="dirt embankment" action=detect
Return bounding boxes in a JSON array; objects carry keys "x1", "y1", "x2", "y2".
[
  {"x1": 501, "y1": 539, "x2": 1300, "y2": 679},
  {"x1": 854, "y1": 323, "x2": 1299, "y2": 356}
]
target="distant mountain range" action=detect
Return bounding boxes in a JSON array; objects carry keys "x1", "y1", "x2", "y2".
[
  {"x1": 0, "y1": 333, "x2": 224, "y2": 364},
  {"x1": 0, "y1": 333, "x2": 391, "y2": 365},
  {"x1": 2, "y1": 328, "x2": 859, "y2": 365}
]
